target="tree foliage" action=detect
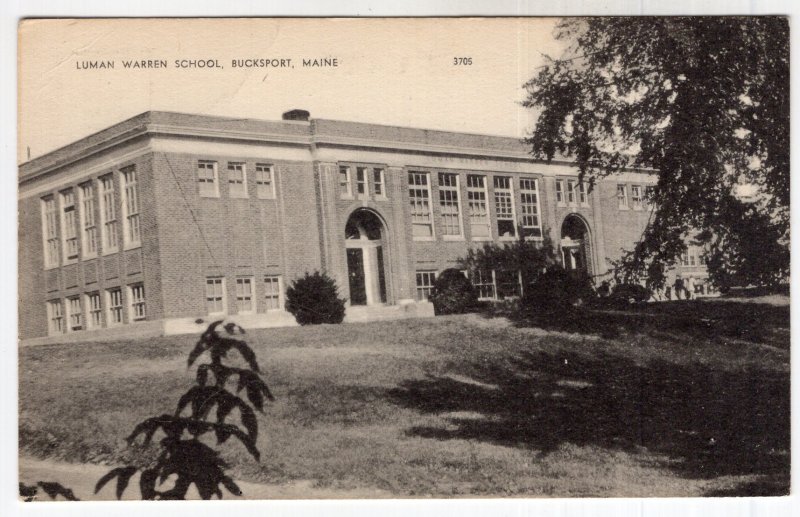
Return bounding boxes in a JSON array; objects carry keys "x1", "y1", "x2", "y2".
[{"x1": 524, "y1": 17, "x2": 789, "y2": 288}]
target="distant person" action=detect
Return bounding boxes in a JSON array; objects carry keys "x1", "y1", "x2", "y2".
[
  {"x1": 665, "y1": 286, "x2": 672, "y2": 301},
  {"x1": 598, "y1": 280, "x2": 610, "y2": 298},
  {"x1": 674, "y1": 277, "x2": 684, "y2": 300},
  {"x1": 685, "y1": 276, "x2": 695, "y2": 300}
]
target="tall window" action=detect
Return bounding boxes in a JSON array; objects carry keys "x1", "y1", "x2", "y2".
[
  {"x1": 106, "y1": 287, "x2": 123, "y2": 325},
  {"x1": 408, "y1": 172, "x2": 433, "y2": 238},
  {"x1": 205, "y1": 277, "x2": 225, "y2": 314},
  {"x1": 471, "y1": 270, "x2": 496, "y2": 300},
  {"x1": 566, "y1": 180, "x2": 577, "y2": 205},
  {"x1": 373, "y1": 168, "x2": 385, "y2": 197},
  {"x1": 86, "y1": 292, "x2": 102, "y2": 329},
  {"x1": 356, "y1": 167, "x2": 368, "y2": 195},
  {"x1": 438, "y1": 173, "x2": 462, "y2": 237},
  {"x1": 644, "y1": 185, "x2": 655, "y2": 210},
  {"x1": 578, "y1": 182, "x2": 589, "y2": 206},
  {"x1": 60, "y1": 189, "x2": 79, "y2": 261},
  {"x1": 496, "y1": 270, "x2": 521, "y2": 299},
  {"x1": 198, "y1": 160, "x2": 219, "y2": 197},
  {"x1": 67, "y1": 296, "x2": 82, "y2": 331},
  {"x1": 617, "y1": 184, "x2": 629, "y2": 209},
  {"x1": 493, "y1": 176, "x2": 516, "y2": 238},
  {"x1": 228, "y1": 162, "x2": 247, "y2": 198},
  {"x1": 556, "y1": 179, "x2": 565, "y2": 206},
  {"x1": 79, "y1": 183, "x2": 98, "y2": 257},
  {"x1": 120, "y1": 166, "x2": 141, "y2": 246},
  {"x1": 42, "y1": 196, "x2": 59, "y2": 268},
  {"x1": 129, "y1": 284, "x2": 146, "y2": 321},
  {"x1": 339, "y1": 166, "x2": 352, "y2": 197},
  {"x1": 99, "y1": 175, "x2": 118, "y2": 253},
  {"x1": 415, "y1": 271, "x2": 436, "y2": 301},
  {"x1": 466, "y1": 175, "x2": 490, "y2": 239},
  {"x1": 255, "y1": 164, "x2": 275, "y2": 199},
  {"x1": 235, "y1": 277, "x2": 254, "y2": 314},
  {"x1": 519, "y1": 178, "x2": 542, "y2": 239},
  {"x1": 47, "y1": 300, "x2": 65, "y2": 335},
  {"x1": 631, "y1": 185, "x2": 643, "y2": 210},
  {"x1": 264, "y1": 276, "x2": 282, "y2": 310}
]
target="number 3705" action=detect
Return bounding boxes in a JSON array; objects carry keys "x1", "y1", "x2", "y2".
[{"x1": 453, "y1": 57, "x2": 473, "y2": 65}]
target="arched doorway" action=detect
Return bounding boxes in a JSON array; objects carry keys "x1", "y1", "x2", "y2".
[
  {"x1": 344, "y1": 209, "x2": 388, "y2": 306},
  {"x1": 560, "y1": 215, "x2": 593, "y2": 275}
]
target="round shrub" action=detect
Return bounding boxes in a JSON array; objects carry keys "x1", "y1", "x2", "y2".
[
  {"x1": 521, "y1": 267, "x2": 595, "y2": 314},
  {"x1": 429, "y1": 268, "x2": 478, "y2": 315},
  {"x1": 609, "y1": 283, "x2": 651, "y2": 307},
  {"x1": 285, "y1": 271, "x2": 346, "y2": 325}
]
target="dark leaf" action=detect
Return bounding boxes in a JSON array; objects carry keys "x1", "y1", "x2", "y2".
[
  {"x1": 95, "y1": 466, "x2": 138, "y2": 499},
  {"x1": 37, "y1": 481, "x2": 80, "y2": 501},
  {"x1": 220, "y1": 476, "x2": 242, "y2": 497},
  {"x1": 226, "y1": 338, "x2": 261, "y2": 372}
]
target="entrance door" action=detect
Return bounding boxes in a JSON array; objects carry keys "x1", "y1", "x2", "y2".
[{"x1": 347, "y1": 248, "x2": 367, "y2": 305}]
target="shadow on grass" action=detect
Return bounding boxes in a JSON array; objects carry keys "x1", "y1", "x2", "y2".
[{"x1": 387, "y1": 346, "x2": 789, "y2": 496}]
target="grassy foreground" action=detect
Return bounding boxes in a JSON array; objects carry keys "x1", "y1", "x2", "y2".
[{"x1": 19, "y1": 298, "x2": 789, "y2": 497}]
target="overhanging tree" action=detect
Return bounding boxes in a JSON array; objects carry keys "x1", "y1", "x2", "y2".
[{"x1": 523, "y1": 17, "x2": 789, "y2": 288}]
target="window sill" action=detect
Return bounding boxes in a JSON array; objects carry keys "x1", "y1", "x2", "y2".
[
  {"x1": 470, "y1": 236, "x2": 493, "y2": 242},
  {"x1": 230, "y1": 195, "x2": 249, "y2": 200},
  {"x1": 101, "y1": 248, "x2": 119, "y2": 257},
  {"x1": 413, "y1": 236, "x2": 436, "y2": 242},
  {"x1": 82, "y1": 254, "x2": 98, "y2": 261},
  {"x1": 123, "y1": 243, "x2": 142, "y2": 252},
  {"x1": 62, "y1": 258, "x2": 78, "y2": 266},
  {"x1": 199, "y1": 194, "x2": 221, "y2": 199},
  {"x1": 373, "y1": 195, "x2": 389, "y2": 201},
  {"x1": 442, "y1": 235, "x2": 465, "y2": 241},
  {"x1": 340, "y1": 194, "x2": 354, "y2": 201},
  {"x1": 256, "y1": 195, "x2": 276, "y2": 200}
]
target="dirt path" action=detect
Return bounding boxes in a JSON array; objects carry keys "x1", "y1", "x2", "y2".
[{"x1": 19, "y1": 457, "x2": 392, "y2": 501}]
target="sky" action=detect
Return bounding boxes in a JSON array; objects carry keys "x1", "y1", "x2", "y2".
[{"x1": 18, "y1": 18, "x2": 565, "y2": 162}]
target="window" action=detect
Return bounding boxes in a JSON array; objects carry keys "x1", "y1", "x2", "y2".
[
  {"x1": 556, "y1": 180, "x2": 565, "y2": 206},
  {"x1": 578, "y1": 182, "x2": 589, "y2": 206},
  {"x1": 255, "y1": 164, "x2": 275, "y2": 199},
  {"x1": 197, "y1": 160, "x2": 219, "y2": 197},
  {"x1": 566, "y1": 180, "x2": 577, "y2": 205},
  {"x1": 466, "y1": 175, "x2": 490, "y2": 239},
  {"x1": 339, "y1": 166, "x2": 352, "y2": 197},
  {"x1": 79, "y1": 183, "x2": 98, "y2": 257},
  {"x1": 373, "y1": 168, "x2": 385, "y2": 197},
  {"x1": 41, "y1": 196, "x2": 59, "y2": 268},
  {"x1": 471, "y1": 270, "x2": 496, "y2": 300},
  {"x1": 519, "y1": 178, "x2": 542, "y2": 239},
  {"x1": 228, "y1": 162, "x2": 247, "y2": 198},
  {"x1": 86, "y1": 292, "x2": 102, "y2": 329},
  {"x1": 106, "y1": 287, "x2": 123, "y2": 325},
  {"x1": 60, "y1": 189, "x2": 79, "y2": 261},
  {"x1": 120, "y1": 166, "x2": 141, "y2": 246},
  {"x1": 681, "y1": 251, "x2": 690, "y2": 266},
  {"x1": 47, "y1": 300, "x2": 65, "y2": 335},
  {"x1": 408, "y1": 172, "x2": 434, "y2": 239},
  {"x1": 99, "y1": 175, "x2": 118, "y2": 253},
  {"x1": 617, "y1": 184, "x2": 629, "y2": 209},
  {"x1": 205, "y1": 277, "x2": 226, "y2": 314},
  {"x1": 67, "y1": 296, "x2": 82, "y2": 331},
  {"x1": 631, "y1": 185, "x2": 643, "y2": 210},
  {"x1": 493, "y1": 176, "x2": 516, "y2": 238},
  {"x1": 415, "y1": 271, "x2": 436, "y2": 301},
  {"x1": 356, "y1": 167, "x2": 368, "y2": 195},
  {"x1": 496, "y1": 269, "x2": 521, "y2": 299},
  {"x1": 235, "y1": 277, "x2": 255, "y2": 314},
  {"x1": 264, "y1": 276, "x2": 283, "y2": 310},
  {"x1": 438, "y1": 172, "x2": 462, "y2": 237},
  {"x1": 129, "y1": 284, "x2": 146, "y2": 321}
]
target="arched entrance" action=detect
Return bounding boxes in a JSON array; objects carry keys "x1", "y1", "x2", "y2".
[
  {"x1": 344, "y1": 209, "x2": 389, "y2": 306},
  {"x1": 560, "y1": 215, "x2": 593, "y2": 275}
]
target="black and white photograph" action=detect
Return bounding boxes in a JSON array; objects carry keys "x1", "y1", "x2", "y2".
[{"x1": 11, "y1": 11, "x2": 792, "y2": 510}]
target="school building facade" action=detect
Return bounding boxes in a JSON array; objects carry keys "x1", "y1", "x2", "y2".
[{"x1": 18, "y1": 110, "x2": 707, "y2": 344}]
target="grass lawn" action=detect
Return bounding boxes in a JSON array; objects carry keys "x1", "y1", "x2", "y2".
[{"x1": 19, "y1": 297, "x2": 790, "y2": 498}]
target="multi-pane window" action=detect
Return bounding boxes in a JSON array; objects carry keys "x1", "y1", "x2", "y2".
[
  {"x1": 409, "y1": 172, "x2": 434, "y2": 238},
  {"x1": 86, "y1": 292, "x2": 102, "y2": 329},
  {"x1": 493, "y1": 176, "x2": 516, "y2": 238},
  {"x1": 235, "y1": 278, "x2": 254, "y2": 314},
  {"x1": 373, "y1": 168, "x2": 385, "y2": 197},
  {"x1": 129, "y1": 284, "x2": 146, "y2": 321},
  {"x1": 67, "y1": 296, "x2": 83, "y2": 331},
  {"x1": 339, "y1": 166, "x2": 352, "y2": 197},
  {"x1": 255, "y1": 164, "x2": 275, "y2": 199},
  {"x1": 578, "y1": 182, "x2": 589, "y2": 206},
  {"x1": 631, "y1": 185, "x2": 643, "y2": 210},
  {"x1": 99, "y1": 175, "x2": 118, "y2": 253},
  {"x1": 566, "y1": 180, "x2": 577, "y2": 205},
  {"x1": 519, "y1": 178, "x2": 542, "y2": 239},
  {"x1": 496, "y1": 269, "x2": 521, "y2": 299},
  {"x1": 471, "y1": 270, "x2": 496, "y2": 300},
  {"x1": 205, "y1": 277, "x2": 226, "y2": 314},
  {"x1": 106, "y1": 287, "x2": 123, "y2": 325},
  {"x1": 60, "y1": 189, "x2": 79, "y2": 261},
  {"x1": 681, "y1": 251, "x2": 690, "y2": 266},
  {"x1": 121, "y1": 166, "x2": 141, "y2": 246},
  {"x1": 42, "y1": 196, "x2": 59, "y2": 268},
  {"x1": 264, "y1": 276, "x2": 282, "y2": 310},
  {"x1": 415, "y1": 271, "x2": 436, "y2": 301},
  {"x1": 197, "y1": 160, "x2": 219, "y2": 197},
  {"x1": 47, "y1": 300, "x2": 65, "y2": 335},
  {"x1": 617, "y1": 184, "x2": 629, "y2": 209},
  {"x1": 356, "y1": 167, "x2": 368, "y2": 195},
  {"x1": 556, "y1": 180, "x2": 565, "y2": 206},
  {"x1": 228, "y1": 162, "x2": 247, "y2": 198},
  {"x1": 464, "y1": 176, "x2": 491, "y2": 240},
  {"x1": 78, "y1": 183, "x2": 98, "y2": 257},
  {"x1": 438, "y1": 173, "x2": 462, "y2": 237}
]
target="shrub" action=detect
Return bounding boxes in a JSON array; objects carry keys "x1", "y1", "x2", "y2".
[
  {"x1": 520, "y1": 267, "x2": 595, "y2": 314},
  {"x1": 429, "y1": 268, "x2": 478, "y2": 315},
  {"x1": 285, "y1": 271, "x2": 346, "y2": 325},
  {"x1": 608, "y1": 283, "x2": 651, "y2": 307}
]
